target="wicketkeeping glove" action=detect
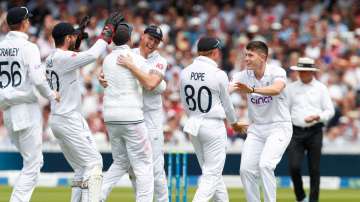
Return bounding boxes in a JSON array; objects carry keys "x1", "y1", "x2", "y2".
[
  {"x1": 74, "y1": 16, "x2": 90, "y2": 51},
  {"x1": 99, "y1": 12, "x2": 125, "y2": 44}
]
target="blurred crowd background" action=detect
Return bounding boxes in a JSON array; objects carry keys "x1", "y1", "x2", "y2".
[{"x1": 0, "y1": 0, "x2": 360, "y2": 151}]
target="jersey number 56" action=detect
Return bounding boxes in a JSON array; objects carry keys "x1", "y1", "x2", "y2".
[{"x1": 0, "y1": 61, "x2": 22, "y2": 88}]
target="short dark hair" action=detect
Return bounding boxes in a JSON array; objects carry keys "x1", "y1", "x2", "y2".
[
  {"x1": 54, "y1": 35, "x2": 66, "y2": 47},
  {"x1": 246, "y1": 41, "x2": 268, "y2": 57},
  {"x1": 8, "y1": 23, "x2": 22, "y2": 31},
  {"x1": 113, "y1": 24, "x2": 131, "y2": 46}
]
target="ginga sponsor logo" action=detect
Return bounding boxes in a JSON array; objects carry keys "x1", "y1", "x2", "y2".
[{"x1": 250, "y1": 95, "x2": 273, "y2": 105}]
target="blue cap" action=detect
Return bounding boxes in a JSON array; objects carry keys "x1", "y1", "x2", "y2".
[
  {"x1": 52, "y1": 22, "x2": 81, "y2": 39},
  {"x1": 144, "y1": 25, "x2": 163, "y2": 41},
  {"x1": 197, "y1": 37, "x2": 221, "y2": 52}
]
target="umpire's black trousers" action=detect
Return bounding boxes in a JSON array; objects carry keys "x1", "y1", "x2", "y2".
[{"x1": 288, "y1": 123, "x2": 323, "y2": 202}]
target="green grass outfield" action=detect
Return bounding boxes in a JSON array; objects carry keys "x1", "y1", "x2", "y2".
[{"x1": 1, "y1": 186, "x2": 359, "y2": 202}]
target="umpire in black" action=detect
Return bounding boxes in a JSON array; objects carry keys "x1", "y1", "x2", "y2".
[{"x1": 287, "y1": 57, "x2": 335, "y2": 202}]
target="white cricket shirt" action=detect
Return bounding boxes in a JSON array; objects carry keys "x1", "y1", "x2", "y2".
[
  {"x1": 102, "y1": 45, "x2": 146, "y2": 123},
  {"x1": 0, "y1": 31, "x2": 45, "y2": 100},
  {"x1": 232, "y1": 65, "x2": 291, "y2": 124},
  {"x1": 132, "y1": 48, "x2": 167, "y2": 111},
  {"x1": 180, "y1": 56, "x2": 237, "y2": 123},
  {"x1": 0, "y1": 31, "x2": 52, "y2": 131},
  {"x1": 287, "y1": 79, "x2": 334, "y2": 127},
  {"x1": 45, "y1": 39, "x2": 107, "y2": 115}
]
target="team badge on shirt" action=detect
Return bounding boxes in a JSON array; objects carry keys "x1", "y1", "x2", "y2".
[{"x1": 156, "y1": 63, "x2": 164, "y2": 70}]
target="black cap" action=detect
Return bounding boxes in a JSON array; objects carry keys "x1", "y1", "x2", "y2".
[
  {"x1": 197, "y1": 37, "x2": 221, "y2": 52},
  {"x1": 113, "y1": 23, "x2": 133, "y2": 46},
  {"x1": 52, "y1": 22, "x2": 81, "y2": 39},
  {"x1": 6, "y1": 6, "x2": 32, "y2": 25},
  {"x1": 144, "y1": 25, "x2": 163, "y2": 41}
]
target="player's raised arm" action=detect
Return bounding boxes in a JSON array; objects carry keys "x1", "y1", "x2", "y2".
[{"x1": 56, "y1": 12, "x2": 125, "y2": 73}]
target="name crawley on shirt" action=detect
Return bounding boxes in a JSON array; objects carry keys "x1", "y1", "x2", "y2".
[{"x1": 0, "y1": 48, "x2": 19, "y2": 56}]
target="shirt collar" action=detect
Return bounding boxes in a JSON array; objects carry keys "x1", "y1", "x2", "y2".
[
  {"x1": 299, "y1": 78, "x2": 316, "y2": 86},
  {"x1": 133, "y1": 47, "x2": 158, "y2": 59},
  {"x1": 147, "y1": 50, "x2": 158, "y2": 59},
  {"x1": 113, "y1": 44, "x2": 130, "y2": 50},
  {"x1": 195, "y1": 56, "x2": 218, "y2": 68},
  {"x1": 248, "y1": 64, "x2": 271, "y2": 78},
  {"x1": 7, "y1": 31, "x2": 29, "y2": 40}
]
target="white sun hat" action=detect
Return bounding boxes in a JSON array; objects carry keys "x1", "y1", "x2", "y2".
[{"x1": 290, "y1": 57, "x2": 319, "y2": 71}]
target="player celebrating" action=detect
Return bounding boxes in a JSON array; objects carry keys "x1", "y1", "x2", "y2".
[
  {"x1": 231, "y1": 41, "x2": 292, "y2": 202},
  {"x1": 101, "y1": 24, "x2": 154, "y2": 202},
  {"x1": 45, "y1": 13, "x2": 124, "y2": 202},
  {"x1": 99, "y1": 25, "x2": 168, "y2": 202},
  {"x1": 117, "y1": 25, "x2": 168, "y2": 202},
  {"x1": 180, "y1": 37, "x2": 246, "y2": 202},
  {"x1": 0, "y1": 7, "x2": 59, "y2": 202}
]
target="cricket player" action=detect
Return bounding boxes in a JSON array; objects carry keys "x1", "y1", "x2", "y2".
[
  {"x1": 99, "y1": 25, "x2": 168, "y2": 202},
  {"x1": 0, "y1": 7, "x2": 59, "y2": 202},
  {"x1": 45, "y1": 13, "x2": 124, "y2": 202},
  {"x1": 231, "y1": 41, "x2": 292, "y2": 202},
  {"x1": 180, "y1": 37, "x2": 247, "y2": 202},
  {"x1": 101, "y1": 24, "x2": 154, "y2": 202}
]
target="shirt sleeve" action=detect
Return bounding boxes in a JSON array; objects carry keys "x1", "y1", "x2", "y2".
[
  {"x1": 27, "y1": 44, "x2": 46, "y2": 85},
  {"x1": 149, "y1": 57, "x2": 167, "y2": 77},
  {"x1": 319, "y1": 84, "x2": 335, "y2": 123},
  {"x1": 217, "y1": 70, "x2": 237, "y2": 124},
  {"x1": 273, "y1": 67, "x2": 287, "y2": 84},
  {"x1": 0, "y1": 88, "x2": 37, "y2": 110},
  {"x1": 60, "y1": 39, "x2": 107, "y2": 73},
  {"x1": 152, "y1": 80, "x2": 167, "y2": 94}
]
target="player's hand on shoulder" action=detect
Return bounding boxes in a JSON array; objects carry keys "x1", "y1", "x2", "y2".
[
  {"x1": 231, "y1": 121, "x2": 249, "y2": 134},
  {"x1": 117, "y1": 54, "x2": 134, "y2": 69},
  {"x1": 233, "y1": 82, "x2": 253, "y2": 94},
  {"x1": 98, "y1": 71, "x2": 108, "y2": 88}
]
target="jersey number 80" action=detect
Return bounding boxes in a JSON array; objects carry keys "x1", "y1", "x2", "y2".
[{"x1": 184, "y1": 84, "x2": 212, "y2": 113}]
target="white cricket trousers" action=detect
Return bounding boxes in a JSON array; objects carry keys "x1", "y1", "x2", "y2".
[
  {"x1": 101, "y1": 122, "x2": 154, "y2": 202},
  {"x1": 49, "y1": 112, "x2": 103, "y2": 202},
  {"x1": 191, "y1": 119, "x2": 229, "y2": 202},
  {"x1": 240, "y1": 122, "x2": 292, "y2": 202},
  {"x1": 4, "y1": 103, "x2": 43, "y2": 202},
  {"x1": 128, "y1": 110, "x2": 168, "y2": 202}
]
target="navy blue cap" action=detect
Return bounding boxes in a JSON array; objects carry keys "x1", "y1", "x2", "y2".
[
  {"x1": 197, "y1": 37, "x2": 221, "y2": 52},
  {"x1": 52, "y1": 22, "x2": 81, "y2": 39},
  {"x1": 144, "y1": 25, "x2": 163, "y2": 41},
  {"x1": 6, "y1": 7, "x2": 32, "y2": 25}
]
